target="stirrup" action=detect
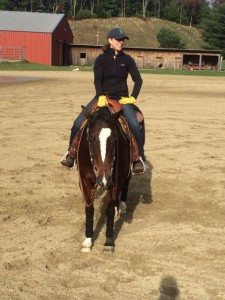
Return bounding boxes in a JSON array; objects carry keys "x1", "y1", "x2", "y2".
[
  {"x1": 60, "y1": 152, "x2": 75, "y2": 168},
  {"x1": 131, "y1": 157, "x2": 146, "y2": 175}
]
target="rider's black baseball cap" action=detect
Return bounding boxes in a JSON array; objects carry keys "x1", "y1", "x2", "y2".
[{"x1": 107, "y1": 28, "x2": 129, "y2": 40}]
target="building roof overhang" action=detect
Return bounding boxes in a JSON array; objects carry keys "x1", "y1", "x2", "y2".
[{"x1": 69, "y1": 44, "x2": 222, "y2": 54}]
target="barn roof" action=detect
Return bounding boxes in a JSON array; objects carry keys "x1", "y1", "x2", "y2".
[{"x1": 0, "y1": 10, "x2": 65, "y2": 33}]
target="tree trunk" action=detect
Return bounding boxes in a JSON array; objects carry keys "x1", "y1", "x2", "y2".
[
  {"x1": 121, "y1": 0, "x2": 126, "y2": 17},
  {"x1": 90, "y1": 0, "x2": 95, "y2": 15},
  {"x1": 143, "y1": 0, "x2": 150, "y2": 18},
  {"x1": 72, "y1": 0, "x2": 77, "y2": 18},
  {"x1": 189, "y1": 2, "x2": 195, "y2": 26},
  {"x1": 179, "y1": 3, "x2": 183, "y2": 23},
  {"x1": 80, "y1": 0, "x2": 88, "y2": 10},
  {"x1": 157, "y1": 0, "x2": 161, "y2": 18},
  {"x1": 30, "y1": 0, "x2": 33, "y2": 12},
  {"x1": 189, "y1": 14, "x2": 193, "y2": 26}
]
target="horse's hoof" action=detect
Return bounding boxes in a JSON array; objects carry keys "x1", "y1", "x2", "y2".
[
  {"x1": 104, "y1": 238, "x2": 115, "y2": 252},
  {"x1": 81, "y1": 238, "x2": 92, "y2": 253},
  {"x1": 103, "y1": 245, "x2": 115, "y2": 252},
  {"x1": 81, "y1": 246, "x2": 92, "y2": 253},
  {"x1": 119, "y1": 201, "x2": 127, "y2": 215}
]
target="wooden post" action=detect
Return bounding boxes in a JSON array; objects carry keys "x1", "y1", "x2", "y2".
[{"x1": 199, "y1": 54, "x2": 202, "y2": 70}]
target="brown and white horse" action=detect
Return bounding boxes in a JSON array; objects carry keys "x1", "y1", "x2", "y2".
[{"x1": 77, "y1": 106, "x2": 131, "y2": 252}]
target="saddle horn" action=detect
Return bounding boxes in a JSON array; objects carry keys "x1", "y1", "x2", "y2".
[
  {"x1": 81, "y1": 105, "x2": 92, "y2": 121},
  {"x1": 111, "y1": 110, "x2": 121, "y2": 121}
]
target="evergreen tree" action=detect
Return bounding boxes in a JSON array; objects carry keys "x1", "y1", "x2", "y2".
[
  {"x1": 0, "y1": 0, "x2": 216, "y2": 28},
  {"x1": 163, "y1": 2, "x2": 180, "y2": 22},
  {"x1": 157, "y1": 27, "x2": 186, "y2": 48},
  {"x1": 0, "y1": 0, "x2": 10, "y2": 10},
  {"x1": 202, "y1": 4, "x2": 225, "y2": 53},
  {"x1": 96, "y1": 0, "x2": 118, "y2": 17}
]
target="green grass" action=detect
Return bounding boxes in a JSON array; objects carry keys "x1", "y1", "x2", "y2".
[
  {"x1": 0, "y1": 61, "x2": 75, "y2": 71},
  {"x1": 222, "y1": 60, "x2": 225, "y2": 70},
  {"x1": 140, "y1": 68, "x2": 225, "y2": 76},
  {"x1": 1, "y1": 61, "x2": 225, "y2": 76}
]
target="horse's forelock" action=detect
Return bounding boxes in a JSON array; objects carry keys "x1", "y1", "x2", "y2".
[{"x1": 90, "y1": 107, "x2": 114, "y2": 126}]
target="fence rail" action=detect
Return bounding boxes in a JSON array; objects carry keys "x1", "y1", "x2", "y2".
[{"x1": 0, "y1": 46, "x2": 27, "y2": 61}]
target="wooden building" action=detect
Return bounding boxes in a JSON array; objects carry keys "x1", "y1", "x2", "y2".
[
  {"x1": 69, "y1": 44, "x2": 222, "y2": 70},
  {"x1": 0, "y1": 11, "x2": 73, "y2": 65}
]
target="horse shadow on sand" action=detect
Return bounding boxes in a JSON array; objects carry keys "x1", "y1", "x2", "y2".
[
  {"x1": 92, "y1": 159, "x2": 153, "y2": 244},
  {"x1": 158, "y1": 276, "x2": 180, "y2": 300}
]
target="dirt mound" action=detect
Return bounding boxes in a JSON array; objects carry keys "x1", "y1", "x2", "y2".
[{"x1": 69, "y1": 17, "x2": 204, "y2": 48}]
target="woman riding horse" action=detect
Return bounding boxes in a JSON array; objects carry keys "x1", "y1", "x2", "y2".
[{"x1": 61, "y1": 28, "x2": 146, "y2": 173}]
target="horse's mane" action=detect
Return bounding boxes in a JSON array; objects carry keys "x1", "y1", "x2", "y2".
[{"x1": 90, "y1": 107, "x2": 114, "y2": 125}]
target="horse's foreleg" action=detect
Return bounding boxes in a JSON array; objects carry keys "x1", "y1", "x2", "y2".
[
  {"x1": 104, "y1": 201, "x2": 116, "y2": 251},
  {"x1": 119, "y1": 176, "x2": 131, "y2": 214},
  {"x1": 81, "y1": 205, "x2": 94, "y2": 252},
  {"x1": 85, "y1": 205, "x2": 94, "y2": 238},
  {"x1": 120, "y1": 182, "x2": 129, "y2": 202}
]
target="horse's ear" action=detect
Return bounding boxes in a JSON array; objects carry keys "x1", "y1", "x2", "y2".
[
  {"x1": 111, "y1": 110, "x2": 121, "y2": 121},
  {"x1": 81, "y1": 105, "x2": 92, "y2": 121}
]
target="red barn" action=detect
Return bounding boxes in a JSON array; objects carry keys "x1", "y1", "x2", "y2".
[{"x1": 0, "y1": 10, "x2": 73, "y2": 65}]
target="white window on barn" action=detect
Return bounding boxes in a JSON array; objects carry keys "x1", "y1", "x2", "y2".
[{"x1": 80, "y1": 52, "x2": 87, "y2": 65}]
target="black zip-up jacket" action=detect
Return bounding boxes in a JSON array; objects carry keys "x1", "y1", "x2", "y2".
[{"x1": 93, "y1": 48, "x2": 143, "y2": 100}]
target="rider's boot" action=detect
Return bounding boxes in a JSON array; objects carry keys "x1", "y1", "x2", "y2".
[
  {"x1": 61, "y1": 132, "x2": 80, "y2": 168},
  {"x1": 61, "y1": 151, "x2": 75, "y2": 168},
  {"x1": 132, "y1": 156, "x2": 146, "y2": 174}
]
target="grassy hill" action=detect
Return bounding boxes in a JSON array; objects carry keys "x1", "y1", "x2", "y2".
[{"x1": 68, "y1": 17, "x2": 207, "y2": 49}]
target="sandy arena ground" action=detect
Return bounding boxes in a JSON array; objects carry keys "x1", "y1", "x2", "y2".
[{"x1": 0, "y1": 70, "x2": 225, "y2": 299}]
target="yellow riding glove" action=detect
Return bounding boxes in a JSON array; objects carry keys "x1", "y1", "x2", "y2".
[
  {"x1": 97, "y1": 95, "x2": 108, "y2": 107},
  {"x1": 119, "y1": 96, "x2": 136, "y2": 105}
]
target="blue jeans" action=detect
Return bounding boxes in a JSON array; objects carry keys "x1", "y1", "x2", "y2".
[
  {"x1": 69, "y1": 99, "x2": 145, "y2": 158},
  {"x1": 122, "y1": 104, "x2": 145, "y2": 158},
  {"x1": 69, "y1": 96, "x2": 97, "y2": 146}
]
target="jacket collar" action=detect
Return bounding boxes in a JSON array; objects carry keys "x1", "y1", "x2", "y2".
[{"x1": 106, "y1": 48, "x2": 123, "y2": 56}]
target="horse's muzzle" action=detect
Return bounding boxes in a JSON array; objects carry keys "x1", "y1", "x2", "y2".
[{"x1": 96, "y1": 175, "x2": 112, "y2": 189}]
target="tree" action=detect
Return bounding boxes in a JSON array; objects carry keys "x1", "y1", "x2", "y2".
[
  {"x1": 0, "y1": 0, "x2": 10, "y2": 10},
  {"x1": 202, "y1": 4, "x2": 225, "y2": 54},
  {"x1": 90, "y1": 0, "x2": 96, "y2": 15},
  {"x1": 96, "y1": 0, "x2": 118, "y2": 17},
  {"x1": 0, "y1": 0, "x2": 214, "y2": 26},
  {"x1": 142, "y1": 0, "x2": 151, "y2": 17},
  {"x1": 163, "y1": 2, "x2": 180, "y2": 22},
  {"x1": 184, "y1": 0, "x2": 203, "y2": 26},
  {"x1": 211, "y1": 0, "x2": 225, "y2": 7},
  {"x1": 157, "y1": 27, "x2": 186, "y2": 48},
  {"x1": 70, "y1": 0, "x2": 78, "y2": 18},
  {"x1": 52, "y1": 0, "x2": 67, "y2": 13},
  {"x1": 76, "y1": 8, "x2": 94, "y2": 18}
]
